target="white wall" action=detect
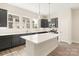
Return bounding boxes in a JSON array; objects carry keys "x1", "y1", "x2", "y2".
[
  {"x1": 0, "y1": 3, "x2": 38, "y2": 18},
  {"x1": 72, "y1": 9, "x2": 79, "y2": 43},
  {"x1": 52, "y1": 3, "x2": 72, "y2": 44}
]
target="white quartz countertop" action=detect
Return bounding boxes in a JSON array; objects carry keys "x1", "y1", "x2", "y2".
[
  {"x1": 0, "y1": 28, "x2": 28, "y2": 36},
  {"x1": 0, "y1": 28, "x2": 50, "y2": 36},
  {"x1": 21, "y1": 33, "x2": 59, "y2": 44}
]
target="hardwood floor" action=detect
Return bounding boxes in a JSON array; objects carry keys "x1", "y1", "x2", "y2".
[
  {"x1": 48, "y1": 42, "x2": 79, "y2": 56},
  {"x1": 0, "y1": 45, "x2": 26, "y2": 56},
  {"x1": 0, "y1": 42, "x2": 79, "y2": 56}
]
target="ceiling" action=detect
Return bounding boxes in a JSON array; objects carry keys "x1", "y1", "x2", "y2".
[{"x1": 9, "y1": 3, "x2": 79, "y2": 15}]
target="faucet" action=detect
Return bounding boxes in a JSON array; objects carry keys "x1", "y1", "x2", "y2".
[{"x1": 49, "y1": 28, "x2": 58, "y2": 34}]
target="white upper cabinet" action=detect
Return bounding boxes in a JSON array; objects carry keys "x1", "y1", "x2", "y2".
[
  {"x1": 22, "y1": 17, "x2": 30, "y2": 29},
  {"x1": 8, "y1": 14, "x2": 20, "y2": 29}
]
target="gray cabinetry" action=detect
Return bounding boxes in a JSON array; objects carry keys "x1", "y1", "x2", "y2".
[{"x1": 0, "y1": 9, "x2": 7, "y2": 27}]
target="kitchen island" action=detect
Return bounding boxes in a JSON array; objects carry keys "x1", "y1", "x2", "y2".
[{"x1": 21, "y1": 32, "x2": 59, "y2": 56}]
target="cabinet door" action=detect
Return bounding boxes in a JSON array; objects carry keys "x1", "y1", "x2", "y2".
[
  {"x1": 0, "y1": 36, "x2": 12, "y2": 50},
  {"x1": 11, "y1": 35, "x2": 20, "y2": 47},
  {"x1": 22, "y1": 17, "x2": 30, "y2": 29},
  {"x1": 32, "y1": 19, "x2": 38, "y2": 28},
  {"x1": 11, "y1": 35, "x2": 25, "y2": 47},
  {"x1": 51, "y1": 18, "x2": 58, "y2": 28},
  {"x1": 0, "y1": 9, "x2": 7, "y2": 27},
  {"x1": 55, "y1": 18, "x2": 58, "y2": 28}
]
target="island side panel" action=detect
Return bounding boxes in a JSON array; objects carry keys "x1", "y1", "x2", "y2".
[{"x1": 34, "y1": 37, "x2": 58, "y2": 56}]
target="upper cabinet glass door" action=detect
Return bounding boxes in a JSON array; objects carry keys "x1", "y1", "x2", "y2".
[
  {"x1": 8, "y1": 14, "x2": 20, "y2": 29},
  {"x1": 32, "y1": 19, "x2": 38, "y2": 29},
  {"x1": 22, "y1": 17, "x2": 30, "y2": 29}
]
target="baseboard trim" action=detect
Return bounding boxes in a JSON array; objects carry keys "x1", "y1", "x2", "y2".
[
  {"x1": 72, "y1": 41, "x2": 79, "y2": 44},
  {"x1": 59, "y1": 41, "x2": 72, "y2": 44}
]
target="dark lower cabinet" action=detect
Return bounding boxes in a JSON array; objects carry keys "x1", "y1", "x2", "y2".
[
  {"x1": 11, "y1": 35, "x2": 21, "y2": 47},
  {"x1": 0, "y1": 35, "x2": 26, "y2": 51},
  {"x1": 0, "y1": 36, "x2": 12, "y2": 50},
  {"x1": 11, "y1": 35, "x2": 26, "y2": 47}
]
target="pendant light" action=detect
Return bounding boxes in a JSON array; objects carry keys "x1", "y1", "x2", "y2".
[
  {"x1": 49, "y1": 3, "x2": 50, "y2": 21},
  {"x1": 39, "y1": 3, "x2": 40, "y2": 19},
  {"x1": 38, "y1": 3, "x2": 41, "y2": 28},
  {"x1": 48, "y1": 3, "x2": 52, "y2": 28}
]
